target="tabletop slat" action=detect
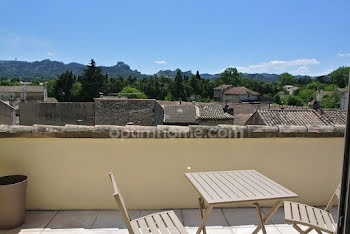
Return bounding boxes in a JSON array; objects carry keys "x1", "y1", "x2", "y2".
[
  {"x1": 191, "y1": 173, "x2": 222, "y2": 201},
  {"x1": 205, "y1": 173, "x2": 240, "y2": 200},
  {"x1": 214, "y1": 172, "x2": 248, "y2": 199},
  {"x1": 200, "y1": 173, "x2": 232, "y2": 200},
  {"x1": 185, "y1": 170, "x2": 298, "y2": 204},
  {"x1": 228, "y1": 171, "x2": 269, "y2": 197},
  {"x1": 249, "y1": 170, "x2": 292, "y2": 195},
  {"x1": 221, "y1": 171, "x2": 256, "y2": 197}
]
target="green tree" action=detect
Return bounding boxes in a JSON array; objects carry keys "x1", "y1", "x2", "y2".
[
  {"x1": 323, "y1": 84, "x2": 338, "y2": 91},
  {"x1": 320, "y1": 95, "x2": 340, "y2": 108},
  {"x1": 273, "y1": 93, "x2": 282, "y2": 104},
  {"x1": 286, "y1": 95, "x2": 304, "y2": 106},
  {"x1": 46, "y1": 80, "x2": 57, "y2": 97},
  {"x1": 80, "y1": 59, "x2": 106, "y2": 101},
  {"x1": 54, "y1": 70, "x2": 75, "y2": 101},
  {"x1": 298, "y1": 89, "x2": 315, "y2": 103},
  {"x1": 172, "y1": 69, "x2": 185, "y2": 101},
  {"x1": 71, "y1": 81, "x2": 83, "y2": 101},
  {"x1": 278, "y1": 73, "x2": 297, "y2": 86},
  {"x1": 189, "y1": 71, "x2": 202, "y2": 96},
  {"x1": 118, "y1": 86, "x2": 147, "y2": 99},
  {"x1": 216, "y1": 67, "x2": 242, "y2": 86},
  {"x1": 329, "y1": 66, "x2": 350, "y2": 88}
]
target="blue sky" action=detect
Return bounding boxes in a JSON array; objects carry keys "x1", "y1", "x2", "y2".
[{"x1": 0, "y1": 0, "x2": 349, "y2": 76}]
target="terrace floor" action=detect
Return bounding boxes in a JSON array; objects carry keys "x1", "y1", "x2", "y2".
[{"x1": 2, "y1": 207, "x2": 338, "y2": 234}]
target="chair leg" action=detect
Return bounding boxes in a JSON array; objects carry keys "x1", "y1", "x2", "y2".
[
  {"x1": 293, "y1": 224, "x2": 308, "y2": 234},
  {"x1": 305, "y1": 227, "x2": 313, "y2": 233}
]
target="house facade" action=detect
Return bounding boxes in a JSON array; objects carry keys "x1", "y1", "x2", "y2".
[
  {"x1": 213, "y1": 85, "x2": 260, "y2": 103},
  {"x1": 337, "y1": 88, "x2": 348, "y2": 110},
  {"x1": 0, "y1": 99, "x2": 16, "y2": 125},
  {"x1": 95, "y1": 98, "x2": 164, "y2": 126},
  {"x1": 0, "y1": 86, "x2": 47, "y2": 102},
  {"x1": 283, "y1": 85, "x2": 299, "y2": 95}
]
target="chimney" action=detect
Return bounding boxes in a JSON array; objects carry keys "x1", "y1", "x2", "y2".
[{"x1": 228, "y1": 108, "x2": 234, "y2": 115}]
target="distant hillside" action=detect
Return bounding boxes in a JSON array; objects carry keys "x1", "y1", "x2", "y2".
[
  {"x1": 156, "y1": 70, "x2": 281, "y2": 82},
  {"x1": 155, "y1": 69, "x2": 193, "y2": 78},
  {"x1": 242, "y1": 73, "x2": 279, "y2": 82},
  {"x1": 0, "y1": 60, "x2": 144, "y2": 80},
  {"x1": 0, "y1": 59, "x2": 308, "y2": 82}
]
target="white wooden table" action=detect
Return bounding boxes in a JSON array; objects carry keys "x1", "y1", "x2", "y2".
[{"x1": 185, "y1": 170, "x2": 298, "y2": 234}]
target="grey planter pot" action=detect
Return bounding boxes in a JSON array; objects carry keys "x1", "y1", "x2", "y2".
[{"x1": 0, "y1": 175, "x2": 28, "y2": 230}]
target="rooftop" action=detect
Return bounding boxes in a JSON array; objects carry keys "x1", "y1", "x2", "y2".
[
  {"x1": 0, "y1": 85, "x2": 45, "y2": 93},
  {"x1": 196, "y1": 104, "x2": 234, "y2": 120},
  {"x1": 0, "y1": 99, "x2": 15, "y2": 110},
  {"x1": 1, "y1": 207, "x2": 339, "y2": 233},
  {"x1": 246, "y1": 109, "x2": 331, "y2": 126},
  {"x1": 224, "y1": 86, "x2": 261, "y2": 96},
  {"x1": 319, "y1": 109, "x2": 347, "y2": 125},
  {"x1": 163, "y1": 103, "x2": 234, "y2": 124},
  {"x1": 337, "y1": 88, "x2": 348, "y2": 94},
  {"x1": 213, "y1": 84, "x2": 232, "y2": 91},
  {"x1": 163, "y1": 105, "x2": 197, "y2": 124}
]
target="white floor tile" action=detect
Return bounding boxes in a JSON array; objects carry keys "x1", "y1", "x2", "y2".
[
  {"x1": 45, "y1": 211, "x2": 98, "y2": 229},
  {"x1": 182, "y1": 208, "x2": 228, "y2": 227}
]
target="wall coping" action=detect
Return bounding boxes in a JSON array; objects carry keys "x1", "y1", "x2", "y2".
[{"x1": 0, "y1": 124, "x2": 345, "y2": 138}]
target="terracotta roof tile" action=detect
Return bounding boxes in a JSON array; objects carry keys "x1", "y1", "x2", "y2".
[
  {"x1": 163, "y1": 105, "x2": 197, "y2": 124},
  {"x1": 246, "y1": 109, "x2": 331, "y2": 126},
  {"x1": 224, "y1": 86, "x2": 260, "y2": 96},
  {"x1": 319, "y1": 109, "x2": 347, "y2": 125},
  {"x1": 163, "y1": 103, "x2": 234, "y2": 124},
  {"x1": 213, "y1": 85, "x2": 232, "y2": 90},
  {"x1": 196, "y1": 104, "x2": 234, "y2": 120}
]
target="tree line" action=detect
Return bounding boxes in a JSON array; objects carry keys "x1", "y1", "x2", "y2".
[
  {"x1": 46, "y1": 59, "x2": 283, "y2": 102},
  {"x1": 2, "y1": 59, "x2": 348, "y2": 108}
]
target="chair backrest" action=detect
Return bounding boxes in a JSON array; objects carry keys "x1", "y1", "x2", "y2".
[
  {"x1": 108, "y1": 172, "x2": 133, "y2": 232},
  {"x1": 325, "y1": 184, "x2": 341, "y2": 212}
]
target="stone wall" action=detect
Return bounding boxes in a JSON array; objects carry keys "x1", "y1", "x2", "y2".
[
  {"x1": 19, "y1": 102, "x2": 95, "y2": 126},
  {"x1": 198, "y1": 119, "x2": 234, "y2": 126},
  {"x1": 94, "y1": 98, "x2": 164, "y2": 126},
  {"x1": 0, "y1": 124, "x2": 345, "y2": 138},
  {"x1": 0, "y1": 100, "x2": 15, "y2": 125}
]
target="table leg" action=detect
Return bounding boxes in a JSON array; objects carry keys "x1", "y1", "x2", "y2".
[
  {"x1": 254, "y1": 203, "x2": 266, "y2": 234},
  {"x1": 198, "y1": 197, "x2": 207, "y2": 234},
  {"x1": 252, "y1": 200, "x2": 283, "y2": 234},
  {"x1": 196, "y1": 203, "x2": 213, "y2": 234}
]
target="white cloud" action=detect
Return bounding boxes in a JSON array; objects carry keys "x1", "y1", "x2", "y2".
[
  {"x1": 236, "y1": 58, "x2": 320, "y2": 75},
  {"x1": 337, "y1": 53, "x2": 350, "y2": 57},
  {"x1": 154, "y1": 60, "x2": 166, "y2": 65},
  {"x1": 310, "y1": 68, "x2": 334, "y2": 77},
  {"x1": 47, "y1": 51, "x2": 54, "y2": 57},
  {"x1": 294, "y1": 65, "x2": 310, "y2": 74}
]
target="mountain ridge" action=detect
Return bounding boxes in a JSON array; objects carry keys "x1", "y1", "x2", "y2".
[{"x1": 0, "y1": 59, "x2": 308, "y2": 82}]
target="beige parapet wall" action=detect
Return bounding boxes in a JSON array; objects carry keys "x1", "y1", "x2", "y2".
[
  {"x1": 0, "y1": 136, "x2": 344, "y2": 210},
  {"x1": 0, "y1": 124, "x2": 346, "y2": 138}
]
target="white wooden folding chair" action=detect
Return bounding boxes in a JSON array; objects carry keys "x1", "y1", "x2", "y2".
[
  {"x1": 284, "y1": 185, "x2": 340, "y2": 234},
  {"x1": 108, "y1": 172, "x2": 188, "y2": 234}
]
